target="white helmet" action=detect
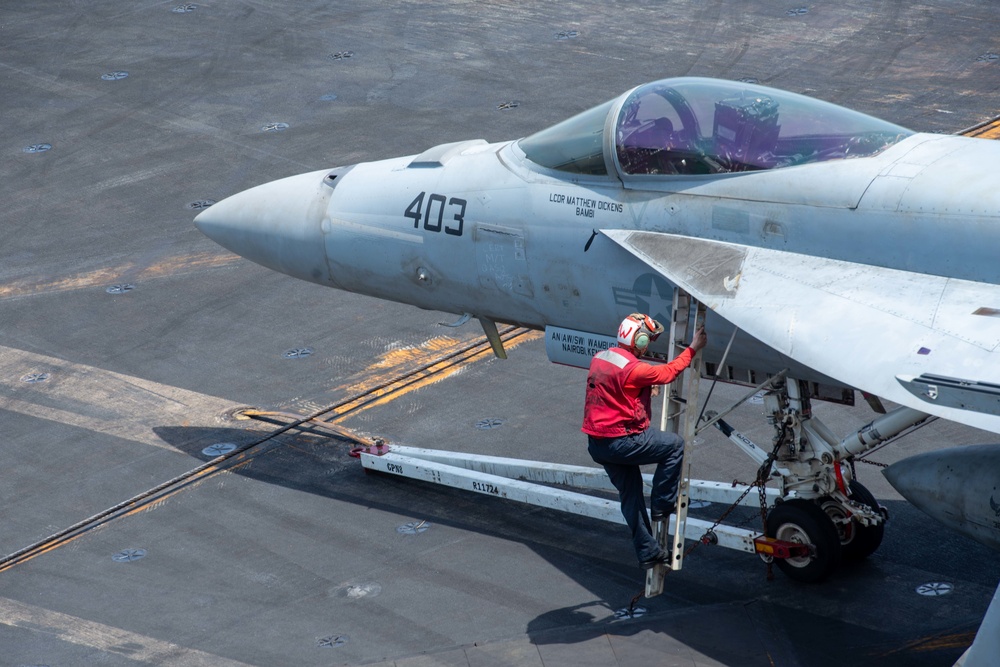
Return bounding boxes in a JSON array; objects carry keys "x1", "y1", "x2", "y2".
[{"x1": 617, "y1": 313, "x2": 664, "y2": 352}]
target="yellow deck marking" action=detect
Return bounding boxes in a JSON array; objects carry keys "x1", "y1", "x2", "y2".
[
  {"x1": 313, "y1": 330, "x2": 543, "y2": 422},
  {"x1": 910, "y1": 631, "x2": 977, "y2": 652},
  {"x1": 0, "y1": 596, "x2": 257, "y2": 667},
  {"x1": 960, "y1": 117, "x2": 1000, "y2": 139},
  {"x1": 0, "y1": 251, "x2": 240, "y2": 301},
  {"x1": 877, "y1": 630, "x2": 977, "y2": 657}
]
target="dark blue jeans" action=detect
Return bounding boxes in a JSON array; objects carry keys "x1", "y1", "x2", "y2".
[{"x1": 588, "y1": 429, "x2": 685, "y2": 564}]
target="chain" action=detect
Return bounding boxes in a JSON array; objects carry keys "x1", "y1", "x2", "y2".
[
  {"x1": 756, "y1": 423, "x2": 786, "y2": 524},
  {"x1": 754, "y1": 426, "x2": 787, "y2": 580}
]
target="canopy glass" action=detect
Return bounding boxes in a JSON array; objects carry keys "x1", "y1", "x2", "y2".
[{"x1": 519, "y1": 77, "x2": 913, "y2": 177}]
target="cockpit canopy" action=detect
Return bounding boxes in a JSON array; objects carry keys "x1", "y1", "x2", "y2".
[{"x1": 518, "y1": 77, "x2": 913, "y2": 177}]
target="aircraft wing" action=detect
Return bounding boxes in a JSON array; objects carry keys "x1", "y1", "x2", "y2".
[{"x1": 603, "y1": 230, "x2": 1000, "y2": 435}]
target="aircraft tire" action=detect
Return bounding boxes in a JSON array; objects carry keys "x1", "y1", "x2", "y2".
[
  {"x1": 843, "y1": 481, "x2": 885, "y2": 561},
  {"x1": 766, "y1": 499, "x2": 842, "y2": 583},
  {"x1": 819, "y1": 481, "x2": 885, "y2": 562}
]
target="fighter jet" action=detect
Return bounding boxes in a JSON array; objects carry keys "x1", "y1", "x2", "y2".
[{"x1": 195, "y1": 77, "x2": 1000, "y2": 591}]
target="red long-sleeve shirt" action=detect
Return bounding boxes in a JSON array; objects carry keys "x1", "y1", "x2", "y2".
[
  {"x1": 624, "y1": 346, "x2": 695, "y2": 391},
  {"x1": 582, "y1": 345, "x2": 695, "y2": 437}
]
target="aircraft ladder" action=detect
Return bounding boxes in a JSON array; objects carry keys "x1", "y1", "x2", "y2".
[{"x1": 646, "y1": 289, "x2": 705, "y2": 597}]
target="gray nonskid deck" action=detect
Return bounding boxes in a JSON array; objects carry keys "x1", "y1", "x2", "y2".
[{"x1": 2, "y1": 1, "x2": 999, "y2": 665}]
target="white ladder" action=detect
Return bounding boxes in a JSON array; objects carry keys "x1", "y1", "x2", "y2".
[{"x1": 646, "y1": 288, "x2": 705, "y2": 597}]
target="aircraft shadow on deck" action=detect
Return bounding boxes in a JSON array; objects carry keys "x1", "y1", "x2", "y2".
[{"x1": 151, "y1": 424, "x2": 989, "y2": 666}]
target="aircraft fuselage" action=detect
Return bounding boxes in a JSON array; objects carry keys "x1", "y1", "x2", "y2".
[{"x1": 195, "y1": 77, "x2": 1000, "y2": 396}]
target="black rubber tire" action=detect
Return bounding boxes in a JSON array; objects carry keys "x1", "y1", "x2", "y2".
[
  {"x1": 843, "y1": 480, "x2": 885, "y2": 561},
  {"x1": 766, "y1": 499, "x2": 842, "y2": 583},
  {"x1": 819, "y1": 480, "x2": 885, "y2": 562}
]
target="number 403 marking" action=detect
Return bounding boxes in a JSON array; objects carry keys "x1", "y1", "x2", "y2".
[{"x1": 404, "y1": 192, "x2": 467, "y2": 236}]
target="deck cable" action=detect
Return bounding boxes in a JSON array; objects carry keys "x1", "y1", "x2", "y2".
[{"x1": 0, "y1": 326, "x2": 532, "y2": 573}]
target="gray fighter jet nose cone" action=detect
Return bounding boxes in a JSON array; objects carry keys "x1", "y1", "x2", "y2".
[
  {"x1": 194, "y1": 168, "x2": 334, "y2": 285},
  {"x1": 884, "y1": 444, "x2": 1000, "y2": 552}
]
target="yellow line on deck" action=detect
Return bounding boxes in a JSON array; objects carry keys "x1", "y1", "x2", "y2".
[
  {"x1": 320, "y1": 331, "x2": 542, "y2": 423},
  {"x1": 0, "y1": 251, "x2": 240, "y2": 301},
  {"x1": 960, "y1": 116, "x2": 1000, "y2": 139}
]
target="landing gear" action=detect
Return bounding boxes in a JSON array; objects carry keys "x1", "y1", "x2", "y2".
[
  {"x1": 766, "y1": 499, "x2": 842, "y2": 583},
  {"x1": 707, "y1": 376, "x2": 929, "y2": 582}
]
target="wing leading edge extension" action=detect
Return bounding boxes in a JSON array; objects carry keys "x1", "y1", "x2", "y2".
[{"x1": 603, "y1": 230, "x2": 1000, "y2": 435}]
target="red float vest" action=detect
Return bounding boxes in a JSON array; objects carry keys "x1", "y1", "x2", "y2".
[{"x1": 581, "y1": 347, "x2": 650, "y2": 438}]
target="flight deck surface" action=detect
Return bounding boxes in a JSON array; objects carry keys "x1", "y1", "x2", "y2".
[{"x1": 2, "y1": 2, "x2": 1000, "y2": 665}]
